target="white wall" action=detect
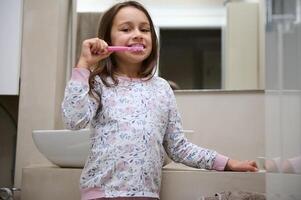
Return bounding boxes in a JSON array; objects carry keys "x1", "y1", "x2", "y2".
[
  {"x1": 0, "y1": 0, "x2": 22, "y2": 95},
  {"x1": 77, "y1": 0, "x2": 226, "y2": 28},
  {"x1": 176, "y1": 90, "x2": 265, "y2": 160}
]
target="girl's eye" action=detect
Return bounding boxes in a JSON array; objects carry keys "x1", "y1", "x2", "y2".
[
  {"x1": 141, "y1": 29, "x2": 150, "y2": 32},
  {"x1": 121, "y1": 28, "x2": 130, "y2": 32},
  {"x1": 141, "y1": 28, "x2": 150, "y2": 32}
]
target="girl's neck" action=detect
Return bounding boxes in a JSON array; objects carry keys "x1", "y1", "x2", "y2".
[{"x1": 115, "y1": 63, "x2": 142, "y2": 78}]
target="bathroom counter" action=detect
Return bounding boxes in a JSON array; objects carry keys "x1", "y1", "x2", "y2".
[
  {"x1": 162, "y1": 162, "x2": 265, "y2": 200},
  {"x1": 21, "y1": 165, "x2": 265, "y2": 200}
]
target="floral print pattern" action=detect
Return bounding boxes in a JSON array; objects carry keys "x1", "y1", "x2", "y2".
[{"x1": 61, "y1": 75, "x2": 217, "y2": 199}]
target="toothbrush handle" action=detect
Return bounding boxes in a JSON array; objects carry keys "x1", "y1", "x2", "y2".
[{"x1": 107, "y1": 46, "x2": 129, "y2": 52}]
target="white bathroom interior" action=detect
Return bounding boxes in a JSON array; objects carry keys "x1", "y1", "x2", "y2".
[{"x1": 0, "y1": 0, "x2": 300, "y2": 199}]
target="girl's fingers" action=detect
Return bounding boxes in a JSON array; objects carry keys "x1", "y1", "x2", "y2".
[
  {"x1": 93, "y1": 39, "x2": 101, "y2": 54},
  {"x1": 249, "y1": 165, "x2": 258, "y2": 172},
  {"x1": 89, "y1": 39, "x2": 107, "y2": 55},
  {"x1": 78, "y1": 38, "x2": 112, "y2": 68},
  {"x1": 251, "y1": 161, "x2": 258, "y2": 167},
  {"x1": 96, "y1": 39, "x2": 102, "y2": 54},
  {"x1": 94, "y1": 40, "x2": 112, "y2": 60},
  {"x1": 246, "y1": 160, "x2": 258, "y2": 168},
  {"x1": 87, "y1": 38, "x2": 102, "y2": 55},
  {"x1": 246, "y1": 160, "x2": 258, "y2": 172},
  {"x1": 99, "y1": 40, "x2": 109, "y2": 54}
]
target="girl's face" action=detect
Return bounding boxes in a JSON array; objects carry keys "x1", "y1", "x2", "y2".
[{"x1": 110, "y1": 6, "x2": 152, "y2": 67}]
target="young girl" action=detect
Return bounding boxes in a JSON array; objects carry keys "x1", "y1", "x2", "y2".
[{"x1": 62, "y1": 1, "x2": 258, "y2": 200}]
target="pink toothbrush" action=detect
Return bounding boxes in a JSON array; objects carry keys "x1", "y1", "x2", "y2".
[{"x1": 107, "y1": 46, "x2": 144, "y2": 52}]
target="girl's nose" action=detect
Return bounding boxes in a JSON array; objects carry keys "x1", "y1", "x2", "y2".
[{"x1": 132, "y1": 29, "x2": 143, "y2": 40}]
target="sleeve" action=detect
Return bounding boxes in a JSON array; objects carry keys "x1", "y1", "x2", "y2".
[
  {"x1": 61, "y1": 68, "x2": 99, "y2": 130},
  {"x1": 162, "y1": 84, "x2": 229, "y2": 170}
]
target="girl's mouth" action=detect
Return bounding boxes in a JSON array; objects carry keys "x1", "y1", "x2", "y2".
[{"x1": 128, "y1": 43, "x2": 145, "y2": 48}]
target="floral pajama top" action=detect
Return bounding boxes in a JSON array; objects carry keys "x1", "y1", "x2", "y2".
[{"x1": 61, "y1": 68, "x2": 228, "y2": 200}]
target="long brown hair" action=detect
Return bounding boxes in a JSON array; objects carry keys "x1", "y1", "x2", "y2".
[{"x1": 88, "y1": 1, "x2": 158, "y2": 114}]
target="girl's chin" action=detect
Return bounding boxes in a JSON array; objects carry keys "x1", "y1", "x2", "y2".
[
  {"x1": 128, "y1": 51, "x2": 146, "y2": 55},
  {"x1": 127, "y1": 53, "x2": 149, "y2": 61},
  {"x1": 115, "y1": 52, "x2": 150, "y2": 64}
]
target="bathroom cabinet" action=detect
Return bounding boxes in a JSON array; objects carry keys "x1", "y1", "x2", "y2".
[{"x1": 21, "y1": 165, "x2": 265, "y2": 200}]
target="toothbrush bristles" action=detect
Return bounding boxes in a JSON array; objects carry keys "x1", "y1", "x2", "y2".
[{"x1": 130, "y1": 46, "x2": 144, "y2": 51}]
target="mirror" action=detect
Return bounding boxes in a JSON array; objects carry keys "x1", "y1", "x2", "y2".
[
  {"x1": 159, "y1": 28, "x2": 222, "y2": 90},
  {"x1": 75, "y1": 0, "x2": 264, "y2": 91}
]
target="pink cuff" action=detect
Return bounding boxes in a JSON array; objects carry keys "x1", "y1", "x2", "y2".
[
  {"x1": 71, "y1": 68, "x2": 90, "y2": 85},
  {"x1": 80, "y1": 187, "x2": 105, "y2": 200},
  {"x1": 212, "y1": 154, "x2": 229, "y2": 171}
]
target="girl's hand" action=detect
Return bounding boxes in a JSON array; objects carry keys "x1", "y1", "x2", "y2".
[
  {"x1": 76, "y1": 38, "x2": 112, "y2": 69},
  {"x1": 225, "y1": 159, "x2": 258, "y2": 172}
]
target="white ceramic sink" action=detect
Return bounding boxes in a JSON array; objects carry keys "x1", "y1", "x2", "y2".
[
  {"x1": 32, "y1": 129, "x2": 90, "y2": 167},
  {"x1": 32, "y1": 129, "x2": 195, "y2": 168}
]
